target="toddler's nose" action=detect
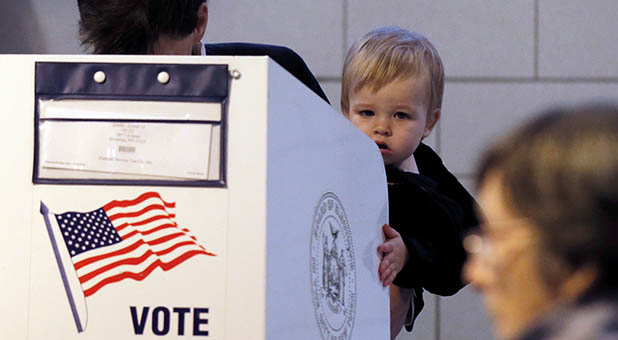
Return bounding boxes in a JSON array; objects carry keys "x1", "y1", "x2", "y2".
[{"x1": 374, "y1": 120, "x2": 392, "y2": 136}]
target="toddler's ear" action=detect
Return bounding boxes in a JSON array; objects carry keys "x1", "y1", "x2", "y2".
[{"x1": 423, "y1": 108, "x2": 441, "y2": 138}]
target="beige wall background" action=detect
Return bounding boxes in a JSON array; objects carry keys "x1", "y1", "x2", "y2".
[{"x1": 2, "y1": 0, "x2": 617, "y2": 339}]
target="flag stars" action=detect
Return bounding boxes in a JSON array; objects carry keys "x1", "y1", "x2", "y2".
[{"x1": 55, "y1": 207, "x2": 121, "y2": 257}]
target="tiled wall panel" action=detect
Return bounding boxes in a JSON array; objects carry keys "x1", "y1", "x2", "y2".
[
  {"x1": 1, "y1": 0, "x2": 81, "y2": 54},
  {"x1": 34, "y1": 0, "x2": 81, "y2": 53},
  {"x1": 539, "y1": 0, "x2": 618, "y2": 78},
  {"x1": 395, "y1": 294, "x2": 437, "y2": 340},
  {"x1": 440, "y1": 82, "x2": 618, "y2": 176},
  {"x1": 0, "y1": 1, "x2": 44, "y2": 54},
  {"x1": 441, "y1": 287, "x2": 496, "y2": 340},
  {"x1": 206, "y1": 0, "x2": 344, "y2": 78},
  {"x1": 458, "y1": 176, "x2": 478, "y2": 199},
  {"x1": 321, "y1": 80, "x2": 344, "y2": 114},
  {"x1": 347, "y1": 0, "x2": 535, "y2": 78}
]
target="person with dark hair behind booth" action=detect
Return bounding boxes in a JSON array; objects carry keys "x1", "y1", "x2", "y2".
[{"x1": 76, "y1": 0, "x2": 329, "y2": 104}]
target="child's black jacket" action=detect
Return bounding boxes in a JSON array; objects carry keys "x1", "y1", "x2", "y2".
[{"x1": 388, "y1": 143, "x2": 479, "y2": 326}]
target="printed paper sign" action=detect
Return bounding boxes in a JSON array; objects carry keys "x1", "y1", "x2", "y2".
[{"x1": 39, "y1": 121, "x2": 213, "y2": 180}]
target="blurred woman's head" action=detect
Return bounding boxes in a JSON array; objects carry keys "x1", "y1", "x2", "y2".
[
  {"x1": 465, "y1": 103, "x2": 618, "y2": 339},
  {"x1": 77, "y1": 0, "x2": 208, "y2": 54}
]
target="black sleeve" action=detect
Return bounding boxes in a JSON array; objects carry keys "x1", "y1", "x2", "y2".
[
  {"x1": 389, "y1": 144, "x2": 480, "y2": 295},
  {"x1": 388, "y1": 166, "x2": 469, "y2": 296},
  {"x1": 414, "y1": 143, "x2": 480, "y2": 232},
  {"x1": 204, "y1": 42, "x2": 330, "y2": 104}
]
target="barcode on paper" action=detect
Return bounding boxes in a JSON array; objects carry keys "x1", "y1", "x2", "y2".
[{"x1": 118, "y1": 145, "x2": 136, "y2": 153}]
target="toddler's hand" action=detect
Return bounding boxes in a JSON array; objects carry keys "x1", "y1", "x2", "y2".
[{"x1": 377, "y1": 224, "x2": 408, "y2": 287}]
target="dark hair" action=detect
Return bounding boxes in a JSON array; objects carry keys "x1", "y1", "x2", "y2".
[
  {"x1": 77, "y1": 0, "x2": 206, "y2": 54},
  {"x1": 477, "y1": 102, "x2": 618, "y2": 289}
]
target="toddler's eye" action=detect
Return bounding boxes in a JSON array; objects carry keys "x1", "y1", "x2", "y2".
[
  {"x1": 358, "y1": 110, "x2": 375, "y2": 117},
  {"x1": 394, "y1": 112, "x2": 410, "y2": 119}
]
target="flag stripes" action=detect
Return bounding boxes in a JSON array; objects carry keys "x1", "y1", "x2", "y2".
[{"x1": 53, "y1": 192, "x2": 215, "y2": 297}]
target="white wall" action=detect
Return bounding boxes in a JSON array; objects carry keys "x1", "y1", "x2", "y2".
[{"x1": 2, "y1": 1, "x2": 618, "y2": 339}]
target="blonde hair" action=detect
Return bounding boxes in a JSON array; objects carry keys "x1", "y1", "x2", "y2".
[{"x1": 341, "y1": 26, "x2": 444, "y2": 115}]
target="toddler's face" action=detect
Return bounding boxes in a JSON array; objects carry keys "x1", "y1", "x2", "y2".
[{"x1": 345, "y1": 75, "x2": 437, "y2": 167}]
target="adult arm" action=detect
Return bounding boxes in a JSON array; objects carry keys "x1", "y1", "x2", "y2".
[{"x1": 204, "y1": 42, "x2": 330, "y2": 104}]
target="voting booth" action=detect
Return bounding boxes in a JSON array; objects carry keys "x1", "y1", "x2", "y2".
[{"x1": 0, "y1": 55, "x2": 389, "y2": 340}]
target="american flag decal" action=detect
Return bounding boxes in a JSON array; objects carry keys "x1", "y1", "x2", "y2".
[{"x1": 46, "y1": 192, "x2": 215, "y2": 298}]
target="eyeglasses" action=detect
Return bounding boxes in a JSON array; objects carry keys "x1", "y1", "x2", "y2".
[{"x1": 463, "y1": 218, "x2": 535, "y2": 269}]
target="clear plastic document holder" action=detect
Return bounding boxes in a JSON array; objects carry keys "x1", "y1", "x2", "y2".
[{"x1": 33, "y1": 62, "x2": 230, "y2": 187}]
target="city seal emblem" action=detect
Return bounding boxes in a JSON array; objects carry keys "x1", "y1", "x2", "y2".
[{"x1": 310, "y1": 192, "x2": 356, "y2": 340}]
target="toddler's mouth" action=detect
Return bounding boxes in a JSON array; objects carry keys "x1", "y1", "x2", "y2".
[
  {"x1": 375, "y1": 141, "x2": 389, "y2": 150},
  {"x1": 376, "y1": 141, "x2": 391, "y2": 156}
]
